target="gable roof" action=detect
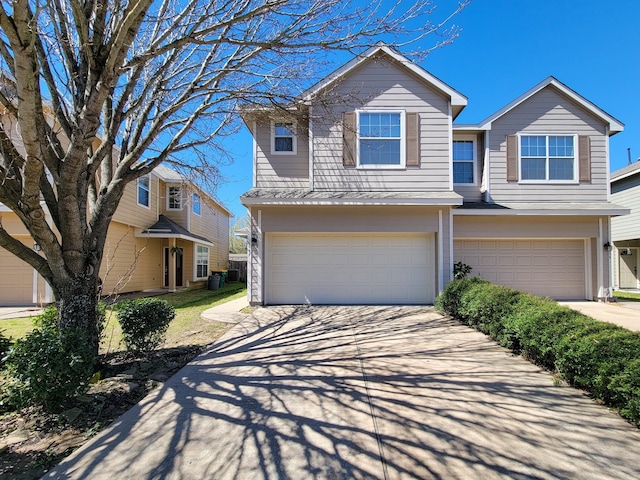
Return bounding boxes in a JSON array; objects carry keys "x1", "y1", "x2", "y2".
[
  {"x1": 477, "y1": 76, "x2": 624, "y2": 134},
  {"x1": 137, "y1": 215, "x2": 214, "y2": 246},
  {"x1": 298, "y1": 43, "x2": 468, "y2": 118},
  {"x1": 611, "y1": 162, "x2": 640, "y2": 183}
]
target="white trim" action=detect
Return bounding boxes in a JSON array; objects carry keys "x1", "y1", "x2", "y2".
[
  {"x1": 193, "y1": 244, "x2": 210, "y2": 281},
  {"x1": 135, "y1": 230, "x2": 214, "y2": 246},
  {"x1": 44, "y1": 281, "x2": 52, "y2": 303},
  {"x1": 597, "y1": 218, "x2": 604, "y2": 298},
  {"x1": 32, "y1": 268, "x2": 38, "y2": 304},
  {"x1": 308, "y1": 106, "x2": 314, "y2": 190},
  {"x1": 166, "y1": 185, "x2": 183, "y2": 210},
  {"x1": 452, "y1": 134, "x2": 477, "y2": 186},
  {"x1": 448, "y1": 208, "x2": 454, "y2": 284},
  {"x1": 606, "y1": 127, "x2": 611, "y2": 202},
  {"x1": 299, "y1": 44, "x2": 467, "y2": 108},
  {"x1": 136, "y1": 175, "x2": 151, "y2": 209},
  {"x1": 258, "y1": 209, "x2": 263, "y2": 305},
  {"x1": 448, "y1": 104, "x2": 453, "y2": 190},
  {"x1": 585, "y1": 239, "x2": 593, "y2": 299},
  {"x1": 241, "y1": 197, "x2": 463, "y2": 207},
  {"x1": 355, "y1": 110, "x2": 406, "y2": 169},
  {"x1": 252, "y1": 120, "x2": 257, "y2": 188},
  {"x1": 483, "y1": 130, "x2": 490, "y2": 198},
  {"x1": 438, "y1": 209, "x2": 444, "y2": 294},
  {"x1": 453, "y1": 207, "x2": 628, "y2": 216},
  {"x1": 478, "y1": 76, "x2": 624, "y2": 133},
  {"x1": 517, "y1": 133, "x2": 579, "y2": 184},
  {"x1": 270, "y1": 119, "x2": 297, "y2": 155}
]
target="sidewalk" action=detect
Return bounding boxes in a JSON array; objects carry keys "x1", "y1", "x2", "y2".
[{"x1": 200, "y1": 296, "x2": 250, "y2": 323}]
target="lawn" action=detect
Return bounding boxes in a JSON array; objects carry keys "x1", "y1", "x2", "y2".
[
  {"x1": 613, "y1": 290, "x2": 640, "y2": 302},
  {"x1": 2, "y1": 283, "x2": 247, "y2": 350}
]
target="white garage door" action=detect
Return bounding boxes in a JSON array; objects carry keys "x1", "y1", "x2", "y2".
[
  {"x1": 0, "y1": 247, "x2": 35, "y2": 306},
  {"x1": 454, "y1": 239, "x2": 586, "y2": 300},
  {"x1": 267, "y1": 233, "x2": 435, "y2": 305}
]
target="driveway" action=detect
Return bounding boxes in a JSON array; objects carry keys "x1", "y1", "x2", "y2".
[{"x1": 45, "y1": 306, "x2": 640, "y2": 479}]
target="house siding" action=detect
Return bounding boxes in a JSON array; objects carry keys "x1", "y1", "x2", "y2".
[
  {"x1": 487, "y1": 86, "x2": 608, "y2": 203},
  {"x1": 611, "y1": 173, "x2": 640, "y2": 242},
  {"x1": 310, "y1": 57, "x2": 451, "y2": 192},
  {"x1": 111, "y1": 174, "x2": 158, "y2": 227},
  {"x1": 255, "y1": 117, "x2": 309, "y2": 189},
  {"x1": 452, "y1": 132, "x2": 484, "y2": 202}
]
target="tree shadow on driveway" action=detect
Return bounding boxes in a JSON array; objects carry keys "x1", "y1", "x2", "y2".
[{"x1": 44, "y1": 306, "x2": 640, "y2": 479}]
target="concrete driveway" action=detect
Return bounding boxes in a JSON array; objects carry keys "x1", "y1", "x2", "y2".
[{"x1": 45, "y1": 306, "x2": 640, "y2": 479}]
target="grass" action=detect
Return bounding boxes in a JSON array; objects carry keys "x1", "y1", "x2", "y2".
[
  {"x1": 613, "y1": 290, "x2": 640, "y2": 302},
  {"x1": 2, "y1": 283, "x2": 247, "y2": 351}
]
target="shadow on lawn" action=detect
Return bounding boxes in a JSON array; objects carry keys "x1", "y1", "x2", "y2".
[{"x1": 44, "y1": 305, "x2": 640, "y2": 479}]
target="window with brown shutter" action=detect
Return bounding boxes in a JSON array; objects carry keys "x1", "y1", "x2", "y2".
[
  {"x1": 506, "y1": 135, "x2": 518, "y2": 182},
  {"x1": 578, "y1": 135, "x2": 591, "y2": 181},
  {"x1": 342, "y1": 112, "x2": 356, "y2": 167},
  {"x1": 406, "y1": 112, "x2": 419, "y2": 167}
]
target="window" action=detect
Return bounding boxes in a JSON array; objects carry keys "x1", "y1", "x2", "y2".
[
  {"x1": 192, "y1": 193, "x2": 201, "y2": 215},
  {"x1": 271, "y1": 121, "x2": 297, "y2": 154},
  {"x1": 168, "y1": 186, "x2": 182, "y2": 210},
  {"x1": 453, "y1": 140, "x2": 475, "y2": 184},
  {"x1": 137, "y1": 175, "x2": 150, "y2": 207},
  {"x1": 520, "y1": 135, "x2": 576, "y2": 182},
  {"x1": 358, "y1": 111, "x2": 404, "y2": 167},
  {"x1": 196, "y1": 245, "x2": 209, "y2": 279}
]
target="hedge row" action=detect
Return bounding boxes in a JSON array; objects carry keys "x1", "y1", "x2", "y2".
[{"x1": 435, "y1": 277, "x2": 640, "y2": 426}]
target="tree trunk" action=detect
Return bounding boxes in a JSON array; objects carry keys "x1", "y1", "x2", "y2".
[{"x1": 56, "y1": 274, "x2": 102, "y2": 357}]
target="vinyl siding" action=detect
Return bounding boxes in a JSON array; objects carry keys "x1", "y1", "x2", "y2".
[
  {"x1": 311, "y1": 57, "x2": 451, "y2": 192},
  {"x1": 111, "y1": 174, "x2": 158, "y2": 227},
  {"x1": 100, "y1": 221, "x2": 164, "y2": 295},
  {"x1": 611, "y1": 173, "x2": 640, "y2": 241},
  {"x1": 160, "y1": 180, "x2": 188, "y2": 225},
  {"x1": 255, "y1": 117, "x2": 309, "y2": 189},
  {"x1": 189, "y1": 199, "x2": 229, "y2": 273},
  {"x1": 488, "y1": 86, "x2": 609, "y2": 203}
]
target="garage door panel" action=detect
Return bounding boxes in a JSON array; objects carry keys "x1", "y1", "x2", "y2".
[
  {"x1": 267, "y1": 233, "x2": 434, "y2": 305},
  {"x1": 0, "y1": 247, "x2": 34, "y2": 306},
  {"x1": 454, "y1": 239, "x2": 585, "y2": 300}
]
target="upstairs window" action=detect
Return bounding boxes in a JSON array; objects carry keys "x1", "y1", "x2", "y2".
[
  {"x1": 520, "y1": 135, "x2": 576, "y2": 182},
  {"x1": 358, "y1": 111, "x2": 405, "y2": 167},
  {"x1": 137, "y1": 175, "x2": 150, "y2": 207},
  {"x1": 168, "y1": 186, "x2": 182, "y2": 210},
  {"x1": 453, "y1": 140, "x2": 475, "y2": 184},
  {"x1": 192, "y1": 193, "x2": 201, "y2": 215},
  {"x1": 271, "y1": 121, "x2": 297, "y2": 155}
]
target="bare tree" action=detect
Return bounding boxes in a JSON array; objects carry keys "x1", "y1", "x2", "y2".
[{"x1": 0, "y1": 0, "x2": 468, "y2": 354}]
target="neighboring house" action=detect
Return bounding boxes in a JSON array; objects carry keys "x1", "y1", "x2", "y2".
[
  {"x1": 240, "y1": 44, "x2": 627, "y2": 305},
  {"x1": 611, "y1": 163, "x2": 640, "y2": 289},
  {"x1": 0, "y1": 164, "x2": 230, "y2": 306}
]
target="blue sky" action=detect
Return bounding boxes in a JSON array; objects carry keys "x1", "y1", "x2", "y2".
[{"x1": 216, "y1": 0, "x2": 640, "y2": 221}]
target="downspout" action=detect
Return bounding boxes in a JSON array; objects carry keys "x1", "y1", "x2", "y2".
[{"x1": 597, "y1": 217, "x2": 604, "y2": 300}]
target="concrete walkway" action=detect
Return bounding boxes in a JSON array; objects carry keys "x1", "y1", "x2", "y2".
[
  {"x1": 45, "y1": 306, "x2": 640, "y2": 479},
  {"x1": 560, "y1": 300, "x2": 640, "y2": 331}
]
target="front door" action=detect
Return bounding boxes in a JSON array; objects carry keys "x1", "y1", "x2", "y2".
[
  {"x1": 620, "y1": 249, "x2": 638, "y2": 289},
  {"x1": 164, "y1": 247, "x2": 184, "y2": 288}
]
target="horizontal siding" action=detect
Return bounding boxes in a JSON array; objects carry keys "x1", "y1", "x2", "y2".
[
  {"x1": 159, "y1": 180, "x2": 188, "y2": 225},
  {"x1": 0, "y1": 211, "x2": 30, "y2": 235},
  {"x1": 101, "y1": 222, "x2": 163, "y2": 295},
  {"x1": 612, "y1": 174, "x2": 640, "y2": 241},
  {"x1": 488, "y1": 86, "x2": 609, "y2": 203},
  {"x1": 312, "y1": 57, "x2": 451, "y2": 192},
  {"x1": 255, "y1": 117, "x2": 309, "y2": 189},
  {"x1": 452, "y1": 132, "x2": 483, "y2": 202},
  {"x1": 112, "y1": 174, "x2": 158, "y2": 227},
  {"x1": 454, "y1": 215, "x2": 601, "y2": 238}
]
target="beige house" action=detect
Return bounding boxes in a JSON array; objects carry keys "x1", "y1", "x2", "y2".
[
  {"x1": 240, "y1": 44, "x2": 627, "y2": 305},
  {"x1": 611, "y1": 163, "x2": 640, "y2": 289},
  {"x1": 0, "y1": 164, "x2": 230, "y2": 306}
]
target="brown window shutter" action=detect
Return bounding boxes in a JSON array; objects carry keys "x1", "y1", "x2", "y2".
[
  {"x1": 578, "y1": 135, "x2": 591, "y2": 181},
  {"x1": 506, "y1": 135, "x2": 518, "y2": 182},
  {"x1": 342, "y1": 112, "x2": 356, "y2": 167},
  {"x1": 406, "y1": 112, "x2": 419, "y2": 166}
]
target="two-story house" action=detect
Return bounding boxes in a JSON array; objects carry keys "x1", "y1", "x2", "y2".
[
  {"x1": 0, "y1": 164, "x2": 230, "y2": 306},
  {"x1": 610, "y1": 163, "x2": 640, "y2": 290},
  {"x1": 240, "y1": 44, "x2": 627, "y2": 306}
]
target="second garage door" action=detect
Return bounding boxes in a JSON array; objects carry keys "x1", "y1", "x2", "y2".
[
  {"x1": 454, "y1": 239, "x2": 587, "y2": 300},
  {"x1": 0, "y1": 244, "x2": 35, "y2": 306},
  {"x1": 266, "y1": 233, "x2": 435, "y2": 305}
]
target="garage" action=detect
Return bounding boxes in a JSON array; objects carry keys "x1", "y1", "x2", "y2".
[
  {"x1": 454, "y1": 239, "x2": 587, "y2": 300},
  {"x1": 0, "y1": 245, "x2": 35, "y2": 306},
  {"x1": 266, "y1": 233, "x2": 435, "y2": 305}
]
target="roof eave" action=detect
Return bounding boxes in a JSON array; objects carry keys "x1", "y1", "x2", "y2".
[{"x1": 240, "y1": 197, "x2": 463, "y2": 207}]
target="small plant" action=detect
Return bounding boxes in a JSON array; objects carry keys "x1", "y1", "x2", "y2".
[
  {"x1": 453, "y1": 261, "x2": 472, "y2": 280},
  {"x1": 2, "y1": 327, "x2": 94, "y2": 411},
  {"x1": 117, "y1": 298, "x2": 176, "y2": 354},
  {"x1": 0, "y1": 329, "x2": 12, "y2": 361}
]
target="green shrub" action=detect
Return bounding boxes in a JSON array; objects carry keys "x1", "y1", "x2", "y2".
[
  {"x1": 0, "y1": 330, "x2": 11, "y2": 361},
  {"x1": 437, "y1": 278, "x2": 640, "y2": 427},
  {"x1": 435, "y1": 277, "x2": 489, "y2": 318},
  {"x1": 117, "y1": 298, "x2": 176, "y2": 354},
  {"x1": 33, "y1": 302, "x2": 107, "y2": 339},
  {"x1": 3, "y1": 327, "x2": 94, "y2": 411}
]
